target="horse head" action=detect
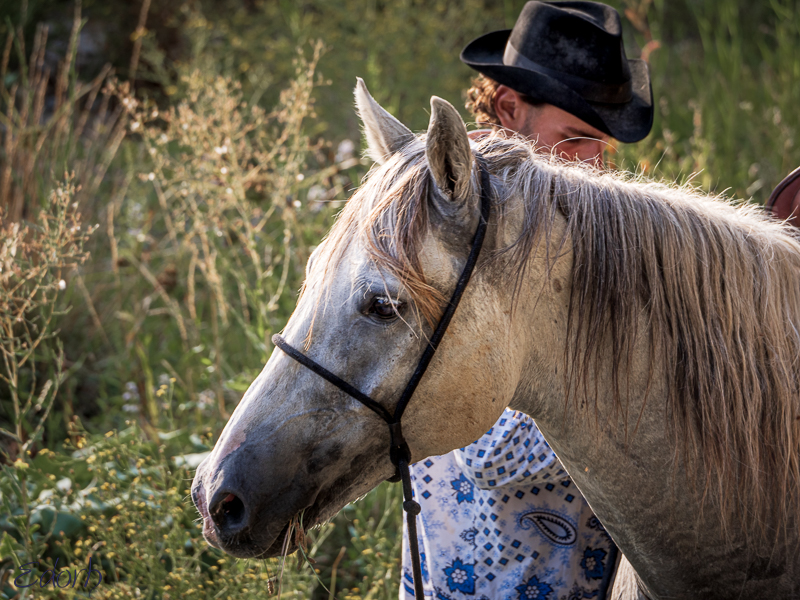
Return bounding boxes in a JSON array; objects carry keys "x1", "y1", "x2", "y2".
[{"x1": 191, "y1": 80, "x2": 532, "y2": 558}]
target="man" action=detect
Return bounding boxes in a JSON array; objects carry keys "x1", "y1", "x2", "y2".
[{"x1": 401, "y1": 2, "x2": 654, "y2": 599}]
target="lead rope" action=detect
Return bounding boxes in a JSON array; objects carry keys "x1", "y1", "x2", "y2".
[{"x1": 273, "y1": 160, "x2": 492, "y2": 598}]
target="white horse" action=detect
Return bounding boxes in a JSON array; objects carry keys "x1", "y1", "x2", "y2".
[{"x1": 192, "y1": 80, "x2": 800, "y2": 599}]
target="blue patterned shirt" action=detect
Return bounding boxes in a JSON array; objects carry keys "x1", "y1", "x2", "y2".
[{"x1": 401, "y1": 409, "x2": 617, "y2": 600}]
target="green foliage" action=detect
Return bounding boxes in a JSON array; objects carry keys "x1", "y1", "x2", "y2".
[
  {"x1": 199, "y1": 0, "x2": 514, "y2": 134},
  {"x1": 0, "y1": 421, "x2": 401, "y2": 599},
  {"x1": 0, "y1": 423, "x2": 324, "y2": 599}
]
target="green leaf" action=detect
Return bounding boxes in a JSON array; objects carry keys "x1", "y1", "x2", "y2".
[
  {"x1": 0, "y1": 531, "x2": 23, "y2": 568},
  {"x1": 29, "y1": 509, "x2": 83, "y2": 540}
]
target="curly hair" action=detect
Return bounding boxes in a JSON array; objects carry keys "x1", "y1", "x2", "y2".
[
  {"x1": 465, "y1": 74, "x2": 543, "y2": 128},
  {"x1": 465, "y1": 74, "x2": 502, "y2": 126}
]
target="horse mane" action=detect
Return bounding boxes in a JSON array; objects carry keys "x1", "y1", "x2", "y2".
[
  {"x1": 499, "y1": 137, "x2": 800, "y2": 546},
  {"x1": 310, "y1": 132, "x2": 800, "y2": 544}
]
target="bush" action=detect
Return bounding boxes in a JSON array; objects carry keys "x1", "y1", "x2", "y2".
[{"x1": 1, "y1": 422, "x2": 322, "y2": 599}]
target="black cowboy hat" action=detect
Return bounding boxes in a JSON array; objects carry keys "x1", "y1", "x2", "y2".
[
  {"x1": 460, "y1": 1, "x2": 653, "y2": 143},
  {"x1": 766, "y1": 166, "x2": 800, "y2": 227}
]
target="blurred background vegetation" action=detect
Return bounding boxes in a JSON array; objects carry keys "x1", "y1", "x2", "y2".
[{"x1": 0, "y1": 0, "x2": 798, "y2": 598}]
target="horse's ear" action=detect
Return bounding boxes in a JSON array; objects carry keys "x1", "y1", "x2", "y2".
[
  {"x1": 354, "y1": 78, "x2": 414, "y2": 165},
  {"x1": 426, "y1": 96, "x2": 474, "y2": 204}
]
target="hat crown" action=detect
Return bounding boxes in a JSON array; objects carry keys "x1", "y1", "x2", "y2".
[
  {"x1": 459, "y1": 0, "x2": 654, "y2": 142},
  {"x1": 508, "y1": 1, "x2": 631, "y2": 85}
]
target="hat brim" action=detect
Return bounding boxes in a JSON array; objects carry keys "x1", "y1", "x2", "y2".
[
  {"x1": 460, "y1": 30, "x2": 653, "y2": 144},
  {"x1": 767, "y1": 166, "x2": 800, "y2": 226}
]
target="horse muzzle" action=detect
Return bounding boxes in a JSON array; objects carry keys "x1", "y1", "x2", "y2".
[
  {"x1": 190, "y1": 435, "x2": 322, "y2": 558},
  {"x1": 190, "y1": 412, "x2": 391, "y2": 559}
]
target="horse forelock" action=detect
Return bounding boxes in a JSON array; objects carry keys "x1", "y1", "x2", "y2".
[
  {"x1": 304, "y1": 131, "x2": 800, "y2": 544},
  {"x1": 302, "y1": 139, "x2": 445, "y2": 344}
]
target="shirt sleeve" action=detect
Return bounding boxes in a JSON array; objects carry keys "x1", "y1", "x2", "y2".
[{"x1": 452, "y1": 408, "x2": 570, "y2": 489}]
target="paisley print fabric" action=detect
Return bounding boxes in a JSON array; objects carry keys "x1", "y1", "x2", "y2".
[{"x1": 400, "y1": 409, "x2": 617, "y2": 600}]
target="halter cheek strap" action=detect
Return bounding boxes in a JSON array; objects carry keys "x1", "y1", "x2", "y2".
[{"x1": 272, "y1": 159, "x2": 492, "y2": 599}]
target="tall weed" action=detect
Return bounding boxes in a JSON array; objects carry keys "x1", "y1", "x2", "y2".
[
  {"x1": 0, "y1": 176, "x2": 94, "y2": 599},
  {"x1": 0, "y1": 14, "x2": 111, "y2": 597},
  {"x1": 86, "y1": 39, "x2": 335, "y2": 424},
  {"x1": 0, "y1": 8, "x2": 128, "y2": 221}
]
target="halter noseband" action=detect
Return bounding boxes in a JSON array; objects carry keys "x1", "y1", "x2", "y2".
[{"x1": 272, "y1": 159, "x2": 492, "y2": 598}]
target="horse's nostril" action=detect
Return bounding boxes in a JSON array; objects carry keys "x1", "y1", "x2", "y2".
[
  {"x1": 221, "y1": 493, "x2": 243, "y2": 517},
  {"x1": 210, "y1": 491, "x2": 247, "y2": 534}
]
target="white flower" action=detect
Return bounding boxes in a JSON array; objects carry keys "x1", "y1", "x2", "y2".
[
  {"x1": 220, "y1": 166, "x2": 228, "y2": 175},
  {"x1": 147, "y1": 172, "x2": 155, "y2": 181},
  {"x1": 335, "y1": 139, "x2": 355, "y2": 163},
  {"x1": 58, "y1": 279, "x2": 66, "y2": 290},
  {"x1": 296, "y1": 173, "x2": 305, "y2": 182},
  {"x1": 197, "y1": 390, "x2": 215, "y2": 411},
  {"x1": 307, "y1": 185, "x2": 327, "y2": 202}
]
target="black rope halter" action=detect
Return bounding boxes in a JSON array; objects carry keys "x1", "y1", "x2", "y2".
[{"x1": 273, "y1": 159, "x2": 492, "y2": 598}]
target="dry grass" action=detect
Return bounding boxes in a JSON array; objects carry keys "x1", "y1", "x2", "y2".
[
  {"x1": 0, "y1": 176, "x2": 93, "y2": 460},
  {"x1": 94, "y1": 40, "x2": 328, "y2": 419},
  {"x1": 0, "y1": 6, "x2": 128, "y2": 223}
]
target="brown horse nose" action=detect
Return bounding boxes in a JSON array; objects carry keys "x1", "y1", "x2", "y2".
[{"x1": 209, "y1": 489, "x2": 249, "y2": 537}]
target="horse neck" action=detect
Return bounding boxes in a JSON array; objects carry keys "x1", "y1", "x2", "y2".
[
  {"x1": 481, "y1": 154, "x2": 800, "y2": 597},
  {"x1": 502, "y1": 212, "x2": 749, "y2": 599}
]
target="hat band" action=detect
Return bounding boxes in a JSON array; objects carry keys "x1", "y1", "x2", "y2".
[{"x1": 503, "y1": 42, "x2": 632, "y2": 104}]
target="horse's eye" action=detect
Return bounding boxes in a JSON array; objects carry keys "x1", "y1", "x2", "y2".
[{"x1": 369, "y1": 296, "x2": 402, "y2": 320}]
